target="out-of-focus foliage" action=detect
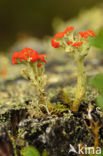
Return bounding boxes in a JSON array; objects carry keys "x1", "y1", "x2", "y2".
[
  {"x1": 90, "y1": 74, "x2": 103, "y2": 95},
  {"x1": 90, "y1": 74, "x2": 103, "y2": 111},
  {"x1": 21, "y1": 146, "x2": 40, "y2": 156},
  {"x1": 89, "y1": 26, "x2": 103, "y2": 111},
  {"x1": 89, "y1": 148, "x2": 103, "y2": 156},
  {"x1": 96, "y1": 149, "x2": 103, "y2": 156},
  {"x1": 96, "y1": 95, "x2": 103, "y2": 111},
  {"x1": 89, "y1": 29, "x2": 103, "y2": 50},
  {"x1": 42, "y1": 150, "x2": 49, "y2": 156},
  {"x1": 21, "y1": 146, "x2": 49, "y2": 156}
]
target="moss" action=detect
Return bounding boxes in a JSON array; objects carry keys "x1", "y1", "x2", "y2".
[{"x1": 57, "y1": 88, "x2": 72, "y2": 106}]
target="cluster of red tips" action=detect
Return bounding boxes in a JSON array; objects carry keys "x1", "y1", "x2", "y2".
[
  {"x1": 54, "y1": 32, "x2": 65, "y2": 38},
  {"x1": 64, "y1": 26, "x2": 74, "y2": 34},
  {"x1": 74, "y1": 35, "x2": 78, "y2": 38},
  {"x1": 67, "y1": 41, "x2": 73, "y2": 45},
  {"x1": 51, "y1": 27, "x2": 96, "y2": 50},
  {"x1": 51, "y1": 32, "x2": 65, "y2": 48},
  {"x1": 67, "y1": 41, "x2": 83, "y2": 49},
  {"x1": 72, "y1": 42, "x2": 83, "y2": 46},
  {"x1": 37, "y1": 63, "x2": 42, "y2": 67},
  {"x1": 72, "y1": 42, "x2": 83, "y2": 49},
  {"x1": 12, "y1": 47, "x2": 47, "y2": 66},
  {"x1": 79, "y1": 30, "x2": 96, "y2": 38},
  {"x1": 51, "y1": 39, "x2": 60, "y2": 48},
  {"x1": 51, "y1": 26, "x2": 74, "y2": 48}
]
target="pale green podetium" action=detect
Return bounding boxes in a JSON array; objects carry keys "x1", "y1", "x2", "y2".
[
  {"x1": 21, "y1": 60, "x2": 51, "y2": 115},
  {"x1": 51, "y1": 27, "x2": 95, "y2": 112},
  {"x1": 66, "y1": 40, "x2": 90, "y2": 112}
]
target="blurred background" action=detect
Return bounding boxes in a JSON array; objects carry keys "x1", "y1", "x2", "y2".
[{"x1": 0, "y1": 0, "x2": 103, "y2": 51}]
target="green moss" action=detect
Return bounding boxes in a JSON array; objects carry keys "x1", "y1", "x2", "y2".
[{"x1": 57, "y1": 88, "x2": 72, "y2": 106}]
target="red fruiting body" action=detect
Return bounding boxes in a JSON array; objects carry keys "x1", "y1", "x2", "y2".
[
  {"x1": 12, "y1": 52, "x2": 20, "y2": 64},
  {"x1": 30, "y1": 51, "x2": 38, "y2": 63},
  {"x1": 79, "y1": 30, "x2": 96, "y2": 38},
  {"x1": 64, "y1": 26, "x2": 74, "y2": 34},
  {"x1": 74, "y1": 35, "x2": 78, "y2": 38},
  {"x1": 79, "y1": 32, "x2": 89, "y2": 38},
  {"x1": 67, "y1": 41, "x2": 73, "y2": 45},
  {"x1": 51, "y1": 27, "x2": 96, "y2": 49},
  {"x1": 12, "y1": 59, "x2": 18, "y2": 64},
  {"x1": 51, "y1": 32, "x2": 65, "y2": 48},
  {"x1": 79, "y1": 32, "x2": 85, "y2": 37},
  {"x1": 51, "y1": 26, "x2": 74, "y2": 48},
  {"x1": 55, "y1": 32, "x2": 65, "y2": 38},
  {"x1": 51, "y1": 38, "x2": 60, "y2": 48},
  {"x1": 72, "y1": 42, "x2": 83, "y2": 47},
  {"x1": 12, "y1": 47, "x2": 47, "y2": 65},
  {"x1": 37, "y1": 63, "x2": 42, "y2": 67},
  {"x1": 38, "y1": 54, "x2": 47, "y2": 63},
  {"x1": 87, "y1": 30, "x2": 96, "y2": 36}
]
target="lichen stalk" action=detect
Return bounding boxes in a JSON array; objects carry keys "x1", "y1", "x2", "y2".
[
  {"x1": 71, "y1": 58, "x2": 86, "y2": 112},
  {"x1": 29, "y1": 62, "x2": 50, "y2": 114},
  {"x1": 34, "y1": 74, "x2": 50, "y2": 114}
]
